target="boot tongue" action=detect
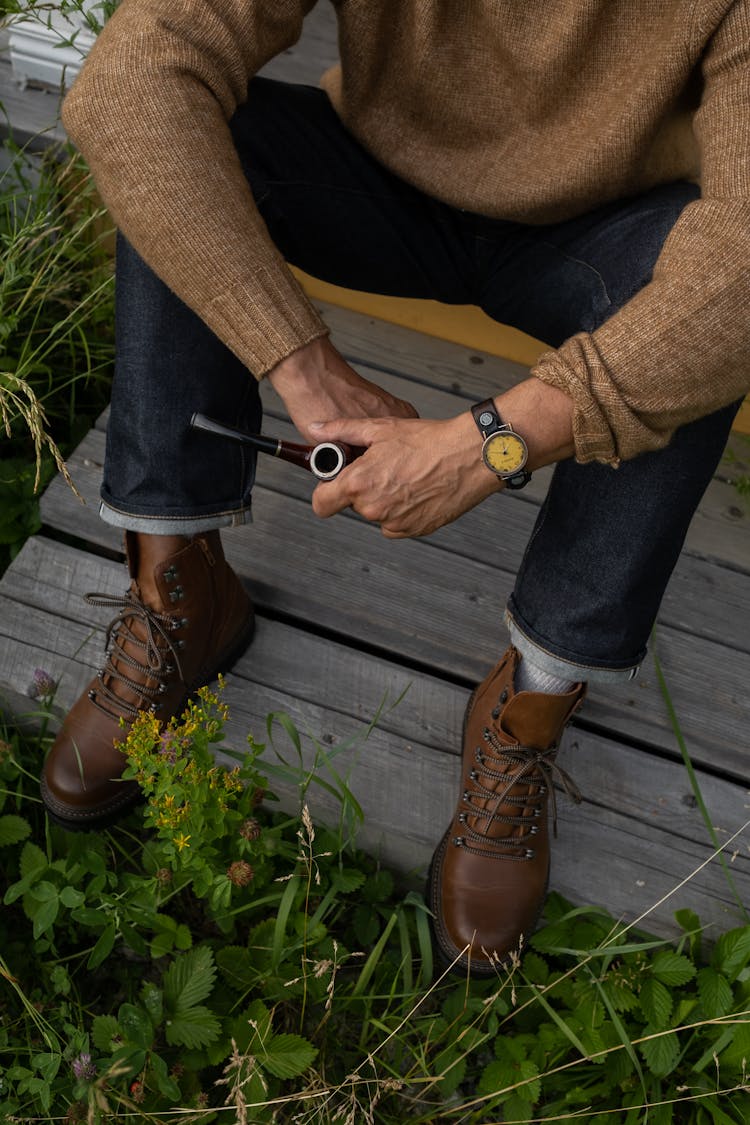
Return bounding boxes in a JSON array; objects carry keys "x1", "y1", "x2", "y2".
[
  {"x1": 499, "y1": 687, "x2": 582, "y2": 751},
  {"x1": 125, "y1": 532, "x2": 189, "y2": 611}
]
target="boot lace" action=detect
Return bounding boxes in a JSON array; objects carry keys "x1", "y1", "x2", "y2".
[
  {"x1": 84, "y1": 591, "x2": 186, "y2": 722},
  {"x1": 454, "y1": 725, "x2": 582, "y2": 860}
]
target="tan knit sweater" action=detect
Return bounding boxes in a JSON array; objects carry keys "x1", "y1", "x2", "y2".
[{"x1": 62, "y1": 0, "x2": 750, "y2": 465}]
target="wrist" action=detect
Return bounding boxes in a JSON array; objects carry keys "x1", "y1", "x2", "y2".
[
  {"x1": 493, "y1": 379, "x2": 574, "y2": 469},
  {"x1": 453, "y1": 411, "x2": 506, "y2": 496},
  {"x1": 267, "y1": 336, "x2": 331, "y2": 392}
]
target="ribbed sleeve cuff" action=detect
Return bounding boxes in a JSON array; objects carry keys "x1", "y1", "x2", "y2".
[
  {"x1": 206, "y1": 264, "x2": 329, "y2": 378},
  {"x1": 532, "y1": 335, "x2": 674, "y2": 467},
  {"x1": 531, "y1": 343, "x2": 619, "y2": 466}
]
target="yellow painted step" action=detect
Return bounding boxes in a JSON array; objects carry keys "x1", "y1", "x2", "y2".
[{"x1": 293, "y1": 268, "x2": 750, "y2": 437}]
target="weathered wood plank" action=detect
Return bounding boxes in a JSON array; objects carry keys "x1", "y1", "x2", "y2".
[
  {"x1": 314, "y1": 298, "x2": 533, "y2": 401},
  {"x1": 1, "y1": 536, "x2": 748, "y2": 941},
  {"x1": 31, "y1": 430, "x2": 750, "y2": 776}
]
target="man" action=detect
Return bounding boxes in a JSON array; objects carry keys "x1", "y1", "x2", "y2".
[{"x1": 41, "y1": 0, "x2": 748, "y2": 977}]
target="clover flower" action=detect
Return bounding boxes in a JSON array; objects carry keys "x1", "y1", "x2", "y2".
[
  {"x1": 227, "y1": 860, "x2": 254, "y2": 887},
  {"x1": 239, "y1": 818, "x2": 262, "y2": 842},
  {"x1": 71, "y1": 1053, "x2": 97, "y2": 1081},
  {"x1": 29, "y1": 667, "x2": 57, "y2": 699}
]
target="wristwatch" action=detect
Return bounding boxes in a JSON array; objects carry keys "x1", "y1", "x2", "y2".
[{"x1": 471, "y1": 398, "x2": 531, "y2": 490}]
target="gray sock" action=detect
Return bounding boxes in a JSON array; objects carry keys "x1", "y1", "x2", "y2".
[{"x1": 514, "y1": 655, "x2": 577, "y2": 695}]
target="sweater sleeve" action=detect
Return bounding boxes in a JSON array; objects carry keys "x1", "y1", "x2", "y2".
[
  {"x1": 531, "y1": 0, "x2": 750, "y2": 465},
  {"x1": 62, "y1": 0, "x2": 328, "y2": 378}
]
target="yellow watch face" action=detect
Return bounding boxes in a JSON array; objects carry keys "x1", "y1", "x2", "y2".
[{"x1": 482, "y1": 431, "x2": 528, "y2": 476}]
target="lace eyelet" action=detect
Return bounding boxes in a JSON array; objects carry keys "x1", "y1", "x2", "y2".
[
  {"x1": 458, "y1": 812, "x2": 467, "y2": 825},
  {"x1": 525, "y1": 848, "x2": 535, "y2": 859},
  {"x1": 499, "y1": 688, "x2": 509, "y2": 705},
  {"x1": 469, "y1": 769, "x2": 478, "y2": 781},
  {"x1": 452, "y1": 836, "x2": 465, "y2": 847}
]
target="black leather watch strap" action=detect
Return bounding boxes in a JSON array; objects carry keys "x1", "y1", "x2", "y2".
[{"x1": 471, "y1": 398, "x2": 502, "y2": 437}]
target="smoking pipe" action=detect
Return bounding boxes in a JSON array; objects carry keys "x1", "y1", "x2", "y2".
[{"x1": 190, "y1": 412, "x2": 364, "y2": 481}]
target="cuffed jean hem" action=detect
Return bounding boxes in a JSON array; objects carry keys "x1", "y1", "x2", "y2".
[
  {"x1": 505, "y1": 608, "x2": 643, "y2": 684},
  {"x1": 99, "y1": 499, "x2": 253, "y2": 536}
]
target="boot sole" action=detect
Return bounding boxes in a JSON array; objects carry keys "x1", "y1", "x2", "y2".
[
  {"x1": 41, "y1": 609, "x2": 257, "y2": 833},
  {"x1": 426, "y1": 685, "x2": 549, "y2": 979}
]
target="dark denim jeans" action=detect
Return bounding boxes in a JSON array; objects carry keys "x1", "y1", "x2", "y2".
[{"x1": 103, "y1": 77, "x2": 741, "y2": 682}]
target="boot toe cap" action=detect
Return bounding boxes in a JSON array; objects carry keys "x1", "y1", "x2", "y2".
[
  {"x1": 41, "y1": 716, "x2": 138, "y2": 828},
  {"x1": 429, "y1": 830, "x2": 548, "y2": 973}
]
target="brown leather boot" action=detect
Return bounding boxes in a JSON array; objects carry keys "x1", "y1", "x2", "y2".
[
  {"x1": 429, "y1": 646, "x2": 585, "y2": 977},
  {"x1": 41, "y1": 530, "x2": 255, "y2": 830}
]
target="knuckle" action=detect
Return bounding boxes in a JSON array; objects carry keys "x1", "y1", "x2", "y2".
[{"x1": 359, "y1": 502, "x2": 380, "y2": 522}]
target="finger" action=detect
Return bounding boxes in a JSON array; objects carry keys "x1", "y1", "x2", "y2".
[
  {"x1": 309, "y1": 417, "x2": 383, "y2": 445},
  {"x1": 311, "y1": 476, "x2": 352, "y2": 519}
]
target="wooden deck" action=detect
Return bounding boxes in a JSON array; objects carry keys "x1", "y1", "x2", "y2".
[
  {"x1": 2, "y1": 300, "x2": 749, "y2": 947},
  {"x1": 1, "y1": 4, "x2": 749, "y2": 946}
]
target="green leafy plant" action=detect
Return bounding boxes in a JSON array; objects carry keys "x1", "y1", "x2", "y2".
[
  {"x1": 1, "y1": 687, "x2": 748, "y2": 1124},
  {"x1": 1, "y1": 0, "x2": 119, "y2": 40}
]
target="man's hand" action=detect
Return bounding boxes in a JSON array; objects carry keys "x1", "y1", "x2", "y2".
[
  {"x1": 267, "y1": 336, "x2": 418, "y2": 441},
  {"x1": 310, "y1": 412, "x2": 501, "y2": 538},
  {"x1": 309, "y1": 377, "x2": 575, "y2": 539}
]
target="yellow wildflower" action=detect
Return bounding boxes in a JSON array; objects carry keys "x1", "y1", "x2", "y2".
[{"x1": 173, "y1": 832, "x2": 191, "y2": 852}]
